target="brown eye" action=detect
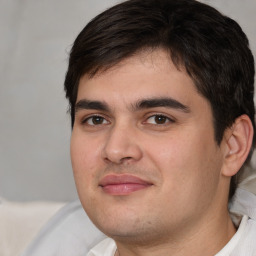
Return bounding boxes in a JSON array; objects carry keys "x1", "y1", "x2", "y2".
[
  {"x1": 146, "y1": 115, "x2": 173, "y2": 125},
  {"x1": 84, "y1": 116, "x2": 108, "y2": 125},
  {"x1": 154, "y1": 115, "x2": 167, "y2": 124}
]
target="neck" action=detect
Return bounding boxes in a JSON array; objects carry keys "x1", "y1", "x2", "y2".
[{"x1": 114, "y1": 210, "x2": 236, "y2": 256}]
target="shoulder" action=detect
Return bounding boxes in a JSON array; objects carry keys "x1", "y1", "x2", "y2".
[
  {"x1": 232, "y1": 216, "x2": 256, "y2": 255},
  {"x1": 228, "y1": 188, "x2": 256, "y2": 255}
]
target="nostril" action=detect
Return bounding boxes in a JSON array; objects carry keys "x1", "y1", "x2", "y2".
[
  {"x1": 120, "y1": 156, "x2": 133, "y2": 163},
  {"x1": 104, "y1": 156, "x2": 133, "y2": 164},
  {"x1": 121, "y1": 157, "x2": 132, "y2": 160}
]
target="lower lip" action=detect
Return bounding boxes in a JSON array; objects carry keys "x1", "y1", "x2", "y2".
[{"x1": 101, "y1": 183, "x2": 151, "y2": 195}]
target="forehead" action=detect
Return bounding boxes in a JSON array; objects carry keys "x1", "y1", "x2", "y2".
[{"x1": 77, "y1": 49, "x2": 200, "y2": 104}]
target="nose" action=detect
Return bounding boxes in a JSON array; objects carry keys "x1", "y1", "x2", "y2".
[{"x1": 102, "y1": 123, "x2": 143, "y2": 164}]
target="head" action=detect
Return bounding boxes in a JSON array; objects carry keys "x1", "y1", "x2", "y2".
[
  {"x1": 65, "y1": 0, "x2": 255, "y2": 244},
  {"x1": 65, "y1": 0, "x2": 255, "y2": 199}
]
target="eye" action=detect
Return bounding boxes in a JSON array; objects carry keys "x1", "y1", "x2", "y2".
[
  {"x1": 146, "y1": 114, "x2": 173, "y2": 125},
  {"x1": 83, "y1": 115, "x2": 108, "y2": 125}
]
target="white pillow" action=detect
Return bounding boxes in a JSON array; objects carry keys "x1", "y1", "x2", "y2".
[
  {"x1": 21, "y1": 200, "x2": 105, "y2": 256},
  {"x1": 0, "y1": 199, "x2": 63, "y2": 256}
]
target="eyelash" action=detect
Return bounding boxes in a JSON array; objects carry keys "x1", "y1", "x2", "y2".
[
  {"x1": 145, "y1": 114, "x2": 175, "y2": 125},
  {"x1": 81, "y1": 115, "x2": 109, "y2": 126}
]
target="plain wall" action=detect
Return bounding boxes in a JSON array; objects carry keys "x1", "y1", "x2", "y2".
[{"x1": 0, "y1": 0, "x2": 255, "y2": 202}]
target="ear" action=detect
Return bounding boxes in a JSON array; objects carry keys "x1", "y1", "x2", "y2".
[{"x1": 221, "y1": 115, "x2": 254, "y2": 177}]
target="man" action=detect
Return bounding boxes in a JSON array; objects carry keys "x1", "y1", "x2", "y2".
[
  {"x1": 64, "y1": 0, "x2": 256, "y2": 255},
  {"x1": 22, "y1": 0, "x2": 256, "y2": 255}
]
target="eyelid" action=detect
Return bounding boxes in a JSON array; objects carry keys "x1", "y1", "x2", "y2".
[
  {"x1": 144, "y1": 113, "x2": 175, "y2": 125},
  {"x1": 81, "y1": 114, "x2": 110, "y2": 125}
]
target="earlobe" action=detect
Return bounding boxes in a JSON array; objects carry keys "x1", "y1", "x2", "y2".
[{"x1": 222, "y1": 115, "x2": 254, "y2": 177}]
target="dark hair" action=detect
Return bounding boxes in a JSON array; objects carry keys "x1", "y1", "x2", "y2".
[{"x1": 64, "y1": 0, "x2": 255, "y2": 199}]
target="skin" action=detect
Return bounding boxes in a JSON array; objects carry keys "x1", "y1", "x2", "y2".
[{"x1": 71, "y1": 49, "x2": 239, "y2": 256}]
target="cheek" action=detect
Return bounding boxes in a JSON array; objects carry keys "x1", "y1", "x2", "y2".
[
  {"x1": 145, "y1": 133, "x2": 196, "y2": 173},
  {"x1": 70, "y1": 133, "x2": 102, "y2": 208},
  {"x1": 145, "y1": 130, "x2": 219, "y2": 189},
  {"x1": 70, "y1": 132, "x2": 101, "y2": 185}
]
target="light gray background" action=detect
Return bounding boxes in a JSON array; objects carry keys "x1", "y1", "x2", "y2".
[{"x1": 1, "y1": 0, "x2": 255, "y2": 202}]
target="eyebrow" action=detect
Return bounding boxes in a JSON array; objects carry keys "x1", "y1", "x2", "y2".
[
  {"x1": 133, "y1": 97, "x2": 190, "y2": 113},
  {"x1": 75, "y1": 100, "x2": 109, "y2": 113},
  {"x1": 75, "y1": 97, "x2": 190, "y2": 114}
]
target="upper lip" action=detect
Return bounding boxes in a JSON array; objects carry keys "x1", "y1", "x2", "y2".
[{"x1": 99, "y1": 174, "x2": 153, "y2": 187}]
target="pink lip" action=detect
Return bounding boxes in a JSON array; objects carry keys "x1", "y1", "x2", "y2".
[{"x1": 99, "y1": 174, "x2": 152, "y2": 195}]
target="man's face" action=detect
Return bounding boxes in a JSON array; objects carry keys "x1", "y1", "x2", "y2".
[{"x1": 71, "y1": 49, "x2": 226, "y2": 244}]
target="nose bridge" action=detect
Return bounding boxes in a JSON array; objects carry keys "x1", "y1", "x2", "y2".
[{"x1": 102, "y1": 119, "x2": 142, "y2": 164}]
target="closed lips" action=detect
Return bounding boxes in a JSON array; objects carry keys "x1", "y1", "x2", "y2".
[{"x1": 99, "y1": 174, "x2": 153, "y2": 195}]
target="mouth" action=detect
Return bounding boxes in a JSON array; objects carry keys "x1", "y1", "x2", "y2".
[{"x1": 99, "y1": 174, "x2": 153, "y2": 195}]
